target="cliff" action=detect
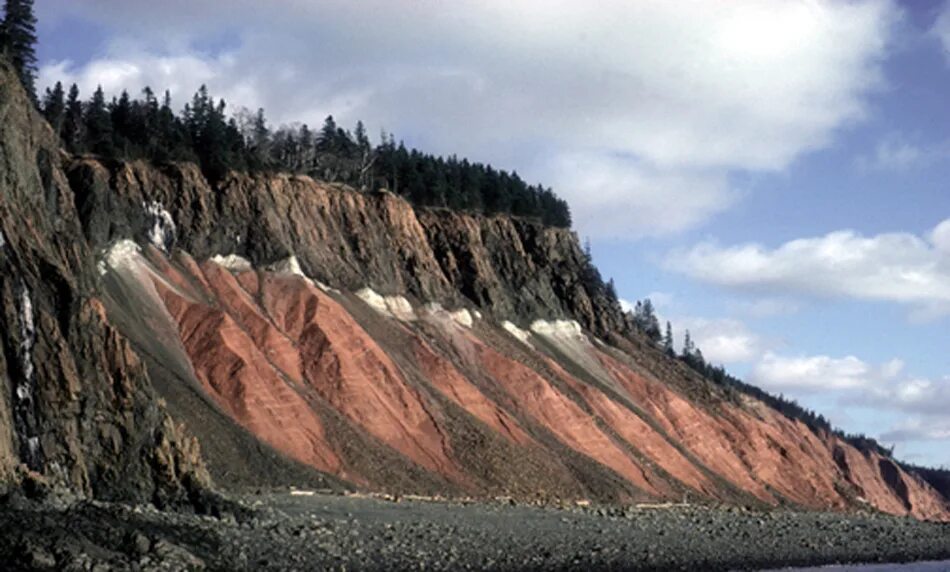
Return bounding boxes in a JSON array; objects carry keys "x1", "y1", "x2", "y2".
[
  {"x1": 0, "y1": 62, "x2": 209, "y2": 505},
  {"x1": 67, "y1": 158, "x2": 630, "y2": 338},
  {"x1": 1, "y1": 61, "x2": 948, "y2": 520}
]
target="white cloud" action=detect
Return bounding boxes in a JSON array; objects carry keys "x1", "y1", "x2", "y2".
[
  {"x1": 931, "y1": 0, "x2": 950, "y2": 62},
  {"x1": 875, "y1": 378, "x2": 950, "y2": 460},
  {"x1": 853, "y1": 135, "x2": 946, "y2": 171},
  {"x1": 544, "y1": 154, "x2": 736, "y2": 237},
  {"x1": 728, "y1": 297, "x2": 802, "y2": 318},
  {"x1": 619, "y1": 292, "x2": 672, "y2": 322},
  {"x1": 667, "y1": 218, "x2": 950, "y2": 318},
  {"x1": 746, "y1": 348, "x2": 950, "y2": 460},
  {"x1": 38, "y1": 0, "x2": 899, "y2": 238},
  {"x1": 933, "y1": 219, "x2": 950, "y2": 253},
  {"x1": 676, "y1": 317, "x2": 763, "y2": 364},
  {"x1": 881, "y1": 418, "x2": 950, "y2": 443},
  {"x1": 644, "y1": 292, "x2": 675, "y2": 310},
  {"x1": 749, "y1": 349, "x2": 950, "y2": 422},
  {"x1": 861, "y1": 374, "x2": 950, "y2": 416},
  {"x1": 750, "y1": 352, "x2": 880, "y2": 392}
]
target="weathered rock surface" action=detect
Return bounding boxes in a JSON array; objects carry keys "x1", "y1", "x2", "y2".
[
  {"x1": 0, "y1": 57, "x2": 947, "y2": 525},
  {"x1": 0, "y1": 61, "x2": 209, "y2": 506},
  {"x1": 65, "y1": 156, "x2": 629, "y2": 338},
  {"x1": 96, "y1": 241, "x2": 950, "y2": 519}
]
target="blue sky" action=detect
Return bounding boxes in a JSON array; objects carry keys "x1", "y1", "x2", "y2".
[{"x1": 33, "y1": 0, "x2": 950, "y2": 467}]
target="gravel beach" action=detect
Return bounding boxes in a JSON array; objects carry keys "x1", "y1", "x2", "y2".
[{"x1": 1, "y1": 491, "x2": 949, "y2": 571}]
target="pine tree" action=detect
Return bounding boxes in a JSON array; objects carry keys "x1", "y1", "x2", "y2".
[
  {"x1": 247, "y1": 108, "x2": 271, "y2": 169},
  {"x1": 41, "y1": 81, "x2": 66, "y2": 139},
  {"x1": 354, "y1": 120, "x2": 375, "y2": 189},
  {"x1": 110, "y1": 90, "x2": 134, "y2": 157},
  {"x1": 1, "y1": 0, "x2": 38, "y2": 101},
  {"x1": 63, "y1": 83, "x2": 84, "y2": 153},
  {"x1": 139, "y1": 86, "x2": 160, "y2": 157},
  {"x1": 606, "y1": 278, "x2": 618, "y2": 302},
  {"x1": 682, "y1": 330, "x2": 694, "y2": 359},
  {"x1": 85, "y1": 86, "x2": 114, "y2": 156},
  {"x1": 663, "y1": 321, "x2": 674, "y2": 356},
  {"x1": 634, "y1": 298, "x2": 662, "y2": 342},
  {"x1": 298, "y1": 123, "x2": 314, "y2": 172},
  {"x1": 318, "y1": 115, "x2": 338, "y2": 153}
]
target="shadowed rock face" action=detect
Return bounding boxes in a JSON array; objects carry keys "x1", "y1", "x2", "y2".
[
  {"x1": 64, "y1": 157, "x2": 631, "y2": 339},
  {"x1": 0, "y1": 60, "x2": 947, "y2": 520},
  {"x1": 0, "y1": 62, "x2": 209, "y2": 505}
]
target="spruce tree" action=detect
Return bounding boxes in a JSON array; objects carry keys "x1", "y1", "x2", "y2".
[
  {"x1": 63, "y1": 83, "x2": 84, "y2": 153},
  {"x1": 140, "y1": 86, "x2": 160, "y2": 157},
  {"x1": 606, "y1": 278, "x2": 618, "y2": 302},
  {"x1": 635, "y1": 298, "x2": 661, "y2": 342},
  {"x1": 354, "y1": 120, "x2": 375, "y2": 189},
  {"x1": 663, "y1": 321, "x2": 674, "y2": 356},
  {"x1": 41, "y1": 81, "x2": 66, "y2": 139},
  {"x1": 85, "y1": 86, "x2": 114, "y2": 156},
  {"x1": 318, "y1": 115, "x2": 338, "y2": 152},
  {"x1": 244, "y1": 107, "x2": 270, "y2": 169},
  {"x1": 682, "y1": 330, "x2": 694, "y2": 359},
  {"x1": 1, "y1": 0, "x2": 38, "y2": 101},
  {"x1": 110, "y1": 90, "x2": 133, "y2": 157}
]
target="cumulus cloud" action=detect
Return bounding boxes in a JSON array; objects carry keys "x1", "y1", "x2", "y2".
[
  {"x1": 667, "y1": 218, "x2": 950, "y2": 319},
  {"x1": 676, "y1": 317, "x2": 763, "y2": 364},
  {"x1": 860, "y1": 374, "x2": 950, "y2": 416},
  {"x1": 750, "y1": 350, "x2": 950, "y2": 423},
  {"x1": 749, "y1": 352, "x2": 897, "y2": 392},
  {"x1": 746, "y1": 347, "x2": 950, "y2": 459},
  {"x1": 544, "y1": 154, "x2": 738, "y2": 238},
  {"x1": 38, "y1": 0, "x2": 899, "y2": 237},
  {"x1": 874, "y1": 377, "x2": 950, "y2": 460},
  {"x1": 933, "y1": 219, "x2": 950, "y2": 253}
]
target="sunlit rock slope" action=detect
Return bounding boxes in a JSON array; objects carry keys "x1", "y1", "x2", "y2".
[{"x1": 0, "y1": 59, "x2": 947, "y2": 520}]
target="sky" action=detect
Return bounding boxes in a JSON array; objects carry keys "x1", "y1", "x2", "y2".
[{"x1": 33, "y1": 0, "x2": 950, "y2": 468}]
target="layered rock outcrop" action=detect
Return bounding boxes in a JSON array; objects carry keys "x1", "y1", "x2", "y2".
[
  {"x1": 97, "y1": 240, "x2": 950, "y2": 520},
  {"x1": 0, "y1": 62, "x2": 209, "y2": 505},
  {"x1": 66, "y1": 157, "x2": 629, "y2": 338},
  {"x1": 1, "y1": 60, "x2": 947, "y2": 521}
]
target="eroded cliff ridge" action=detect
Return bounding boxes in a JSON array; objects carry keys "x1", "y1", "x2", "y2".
[
  {"x1": 67, "y1": 156, "x2": 630, "y2": 339},
  {"x1": 0, "y1": 62, "x2": 209, "y2": 505},
  {"x1": 1, "y1": 60, "x2": 948, "y2": 520}
]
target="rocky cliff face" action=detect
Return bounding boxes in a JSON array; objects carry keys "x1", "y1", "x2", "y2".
[
  {"x1": 1, "y1": 61, "x2": 948, "y2": 521},
  {"x1": 91, "y1": 243, "x2": 950, "y2": 519},
  {"x1": 66, "y1": 158, "x2": 630, "y2": 338},
  {"x1": 0, "y1": 63, "x2": 210, "y2": 506}
]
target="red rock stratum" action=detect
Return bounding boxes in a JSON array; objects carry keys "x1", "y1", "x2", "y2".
[{"x1": 99, "y1": 241, "x2": 950, "y2": 520}]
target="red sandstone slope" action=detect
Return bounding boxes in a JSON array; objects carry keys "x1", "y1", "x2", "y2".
[{"x1": 99, "y1": 245, "x2": 950, "y2": 520}]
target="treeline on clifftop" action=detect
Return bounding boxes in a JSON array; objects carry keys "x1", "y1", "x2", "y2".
[
  {"x1": 629, "y1": 298, "x2": 896, "y2": 459},
  {"x1": 0, "y1": 0, "x2": 38, "y2": 101},
  {"x1": 38, "y1": 82, "x2": 572, "y2": 228}
]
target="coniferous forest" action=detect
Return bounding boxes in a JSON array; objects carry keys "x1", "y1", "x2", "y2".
[{"x1": 38, "y1": 82, "x2": 572, "y2": 228}]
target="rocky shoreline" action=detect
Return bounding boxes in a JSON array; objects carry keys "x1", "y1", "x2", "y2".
[{"x1": 2, "y1": 491, "x2": 949, "y2": 571}]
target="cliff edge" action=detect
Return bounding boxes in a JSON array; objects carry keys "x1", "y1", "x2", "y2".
[{"x1": 0, "y1": 61, "x2": 947, "y2": 521}]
